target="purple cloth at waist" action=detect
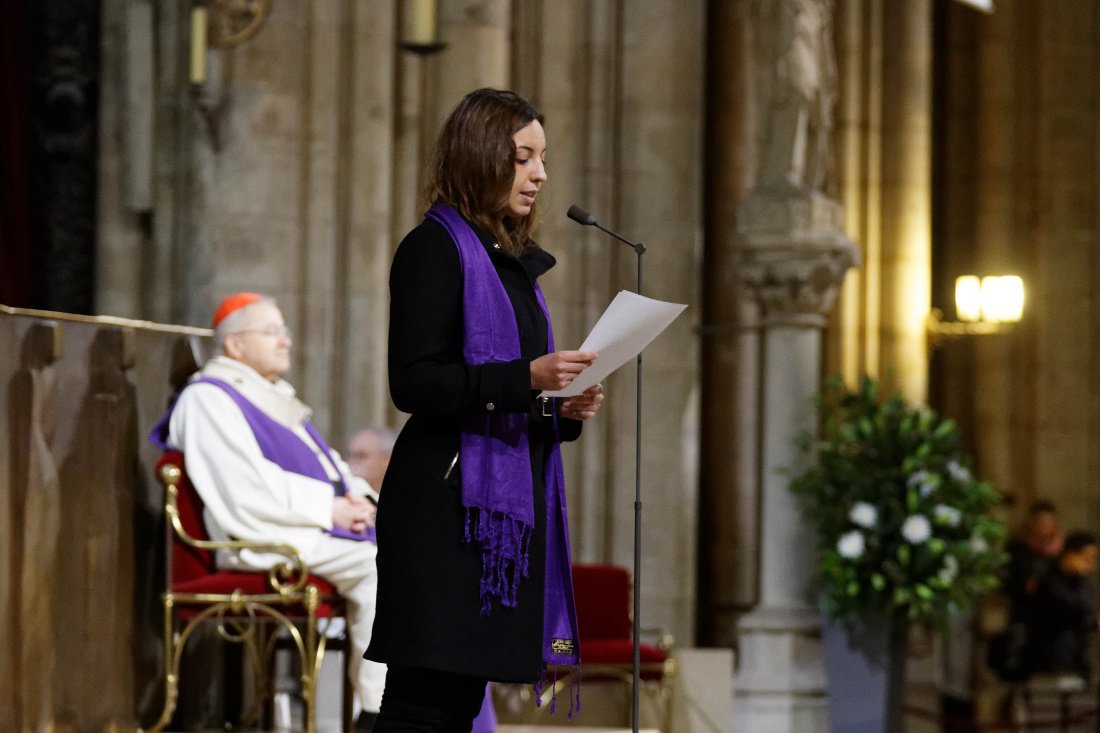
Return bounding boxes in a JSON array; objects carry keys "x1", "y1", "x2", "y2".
[
  {"x1": 148, "y1": 376, "x2": 374, "y2": 544},
  {"x1": 472, "y1": 684, "x2": 497, "y2": 733}
]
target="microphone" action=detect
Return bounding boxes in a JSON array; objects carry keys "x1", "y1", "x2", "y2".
[
  {"x1": 566, "y1": 204, "x2": 646, "y2": 254},
  {"x1": 567, "y1": 204, "x2": 598, "y2": 226},
  {"x1": 568, "y1": 202, "x2": 646, "y2": 729}
]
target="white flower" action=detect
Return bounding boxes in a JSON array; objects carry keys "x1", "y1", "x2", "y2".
[
  {"x1": 938, "y1": 555, "x2": 959, "y2": 583},
  {"x1": 907, "y1": 470, "x2": 938, "y2": 497},
  {"x1": 933, "y1": 504, "x2": 962, "y2": 527},
  {"x1": 901, "y1": 515, "x2": 932, "y2": 544},
  {"x1": 849, "y1": 502, "x2": 878, "y2": 529},
  {"x1": 837, "y1": 531, "x2": 865, "y2": 559},
  {"x1": 907, "y1": 470, "x2": 932, "y2": 488},
  {"x1": 970, "y1": 535, "x2": 988, "y2": 553},
  {"x1": 946, "y1": 460, "x2": 972, "y2": 483}
]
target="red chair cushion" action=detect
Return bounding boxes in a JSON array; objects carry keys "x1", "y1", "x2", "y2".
[
  {"x1": 173, "y1": 572, "x2": 336, "y2": 596},
  {"x1": 572, "y1": 563, "x2": 632, "y2": 640},
  {"x1": 567, "y1": 563, "x2": 668, "y2": 677},
  {"x1": 571, "y1": 564, "x2": 669, "y2": 680},
  {"x1": 172, "y1": 572, "x2": 342, "y2": 618}
]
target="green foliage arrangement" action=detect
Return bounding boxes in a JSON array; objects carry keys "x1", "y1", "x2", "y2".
[{"x1": 791, "y1": 375, "x2": 1006, "y2": 627}]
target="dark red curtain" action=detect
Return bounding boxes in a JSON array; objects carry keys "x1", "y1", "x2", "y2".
[{"x1": 0, "y1": 0, "x2": 33, "y2": 307}]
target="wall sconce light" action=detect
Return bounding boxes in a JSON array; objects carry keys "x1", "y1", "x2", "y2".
[
  {"x1": 928, "y1": 274, "x2": 1025, "y2": 343},
  {"x1": 190, "y1": 5, "x2": 209, "y2": 85},
  {"x1": 190, "y1": 0, "x2": 275, "y2": 86},
  {"x1": 401, "y1": 0, "x2": 447, "y2": 54}
]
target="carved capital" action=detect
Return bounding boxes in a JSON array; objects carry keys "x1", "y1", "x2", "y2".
[
  {"x1": 737, "y1": 191, "x2": 859, "y2": 327},
  {"x1": 739, "y1": 187, "x2": 846, "y2": 237}
]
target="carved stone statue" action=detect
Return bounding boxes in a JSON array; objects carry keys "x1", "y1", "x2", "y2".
[{"x1": 757, "y1": 0, "x2": 838, "y2": 194}]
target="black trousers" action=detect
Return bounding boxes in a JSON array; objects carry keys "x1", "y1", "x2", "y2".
[{"x1": 373, "y1": 665, "x2": 488, "y2": 733}]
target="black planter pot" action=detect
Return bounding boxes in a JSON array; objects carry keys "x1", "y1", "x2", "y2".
[{"x1": 822, "y1": 611, "x2": 908, "y2": 733}]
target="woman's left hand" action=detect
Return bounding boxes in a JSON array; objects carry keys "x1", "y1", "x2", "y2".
[{"x1": 558, "y1": 384, "x2": 605, "y2": 421}]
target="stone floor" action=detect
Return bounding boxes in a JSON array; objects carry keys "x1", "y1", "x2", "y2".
[
  {"x1": 179, "y1": 728, "x2": 656, "y2": 733},
  {"x1": 168, "y1": 646, "x2": 732, "y2": 732},
  {"x1": 495, "y1": 721, "x2": 655, "y2": 726}
]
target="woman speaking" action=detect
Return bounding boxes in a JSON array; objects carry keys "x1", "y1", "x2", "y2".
[{"x1": 367, "y1": 88, "x2": 605, "y2": 731}]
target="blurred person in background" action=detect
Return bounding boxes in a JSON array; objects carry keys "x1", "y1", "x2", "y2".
[{"x1": 347, "y1": 424, "x2": 397, "y2": 494}]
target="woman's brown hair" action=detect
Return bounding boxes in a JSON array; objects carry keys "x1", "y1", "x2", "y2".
[{"x1": 424, "y1": 88, "x2": 544, "y2": 256}]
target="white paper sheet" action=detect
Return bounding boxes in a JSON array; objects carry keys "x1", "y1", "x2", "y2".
[{"x1": 540, "y1": 290, "x2": 687, "y2": 398}]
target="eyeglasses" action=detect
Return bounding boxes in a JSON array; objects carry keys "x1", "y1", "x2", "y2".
[{"x1": 232, "y1": 325, "x2": 292, "y2": 339}]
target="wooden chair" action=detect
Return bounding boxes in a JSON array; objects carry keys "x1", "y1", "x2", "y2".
[{"x1": 146, "y1": 451, "x2": 352, "y2": 733}]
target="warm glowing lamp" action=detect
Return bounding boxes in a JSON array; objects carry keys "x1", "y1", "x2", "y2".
[
  {"x1": 980, "y1": 275, "x2": 1024, "y2": 323},
  {"x1": 930, "y1": 273, "x2": 1025, "y2": 344},
  {"x1": 954, "y1": 275, "x2": 982, "y2": 322}
]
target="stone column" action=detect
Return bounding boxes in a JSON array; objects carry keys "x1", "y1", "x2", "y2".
[
  {"x1": 879, "y1": 0, "x2": 931, "y2": 403},
  {"x1": 733, "y1": 191, "x2": 858, "y2": 731},
  {"x1": 698, "y1": 0, "x2": 761, "y2": 649},
  {"x1": 731, "y1": 5, "x2": 858, "y2": 727},
  {"x1": 434, "y1": 0, "x2": 511, "y2": 123},
  {"x1": 830, "y1": 0, "x2": 932, "y2": 402}
]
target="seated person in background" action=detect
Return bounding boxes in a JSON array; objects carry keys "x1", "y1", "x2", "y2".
[
  {"x1": 149, "y1": 292, "x2": 386, "y2": 729},
  {"x1": 989, "y1": 500, "x2": 1065, "y2": 681},
  {"x1": 347, "y1": 424, "x2": 397, "y2": 494},
  {"x1": 1022, "y1": 531, "x2": 1099, "y2": 681},
  {"x1": 1006, "y1": 500, "x2": 1063, "y2": 601}
]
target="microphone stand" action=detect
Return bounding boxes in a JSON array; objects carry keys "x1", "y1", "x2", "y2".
[{"x1": 568, "y1": 207, "x2": 646, "y2": 733}]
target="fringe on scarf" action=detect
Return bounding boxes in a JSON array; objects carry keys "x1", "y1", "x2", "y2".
[
  {"x1": 533, "y1": 663, "x2": 582, "y2": 720},
  {"x1": 464, "y1": 506, "x2": 532, "y2": 614}
]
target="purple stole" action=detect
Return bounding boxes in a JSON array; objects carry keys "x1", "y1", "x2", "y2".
[
  {"x1": 427, "y1": 203, "x2": 580, "y2": 707},
  {"x1": 472, "y1": 684, "x2": 498, "y2": 733},
  {"x1": 149, "y1": 377, "x2": 374, "y2": 543}
]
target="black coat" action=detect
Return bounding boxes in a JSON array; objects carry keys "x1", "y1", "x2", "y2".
[
  {"x1": 1022, "y1": 566, "x2": 1096, "y2": 678},
  {"x1": 366, "y1": 216, "x2": 580, "y2": 682}
]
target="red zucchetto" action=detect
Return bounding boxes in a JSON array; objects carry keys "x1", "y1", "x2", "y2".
[{"x1": 212, "y1": 292, "x2": 264, "y2": 328}]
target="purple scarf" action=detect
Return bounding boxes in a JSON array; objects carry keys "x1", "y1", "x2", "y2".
[{"x1": 427, "y1": 203, "x2": 581, "y2": 688}]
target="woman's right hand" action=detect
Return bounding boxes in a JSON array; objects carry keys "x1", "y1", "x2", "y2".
[{"x1": 530, "y1": 350, "x2": 598, "y2": 391}]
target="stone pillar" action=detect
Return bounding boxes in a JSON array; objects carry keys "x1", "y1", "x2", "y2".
[
  {"x1": 829, "y1": 0, "x2": 932, "y2": 402},
  {"x1": 698, "y1": 0, "x2": 761, "y2": 648},
  {"x1": 434, "y1": 0, "x2": 511, "y2": 123},
  {"x1": 731, "y1": 5, "x2": 858, "y2": 727},
  {"x1": 733, "y1": 191, "x2": 858, "y2": 731},
  {"x1": 879, "y1": 0, "x2": 931, "y2": 403}
]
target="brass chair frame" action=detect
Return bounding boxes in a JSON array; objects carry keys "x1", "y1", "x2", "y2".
[{"x1": 146, "y1": 460, "x2": 348, "y2": 733}]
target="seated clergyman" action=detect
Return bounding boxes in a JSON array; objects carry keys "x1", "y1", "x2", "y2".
[{"x1": 150, "y1": 292, "x2": 386, "y2": 724}]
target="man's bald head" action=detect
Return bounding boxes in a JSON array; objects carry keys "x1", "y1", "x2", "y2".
[{"x1": 348, "y1": 425, "x2": 397, "y2": 492}]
